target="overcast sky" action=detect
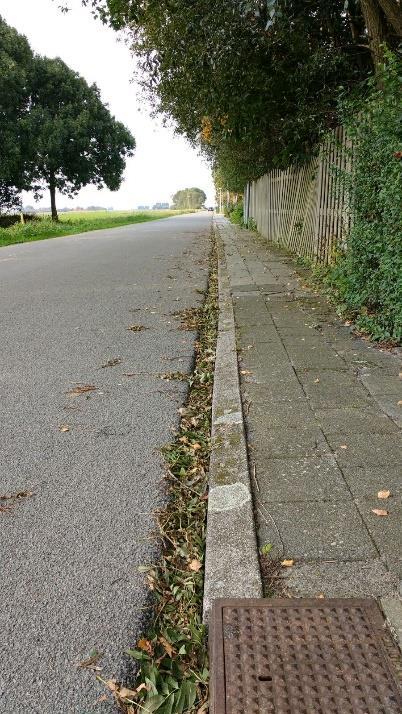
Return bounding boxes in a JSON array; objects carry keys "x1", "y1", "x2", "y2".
[{"x1": 0, "y1": 0, "x2": 214, "y2": 209}]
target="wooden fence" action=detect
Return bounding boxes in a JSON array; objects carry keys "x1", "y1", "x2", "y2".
[{"x1": 244, "y1": 126, "x2": 351, "y2": 264}]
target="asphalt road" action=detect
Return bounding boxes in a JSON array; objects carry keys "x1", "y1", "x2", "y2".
[{"x1": 0, "y1": 212, "x2": 212, "y2": 713}]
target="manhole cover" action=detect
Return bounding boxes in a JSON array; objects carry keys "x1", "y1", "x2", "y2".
[{"x1": 210, "y1": 598, "x2": 402, "y2": 713}]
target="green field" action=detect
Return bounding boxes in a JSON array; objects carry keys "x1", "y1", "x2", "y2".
[{"x1": 0, "y1": 210, "x2": 191, "y2": 248}]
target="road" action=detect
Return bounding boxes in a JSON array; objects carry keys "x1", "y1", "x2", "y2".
[{"x1": 0, "y1": 212, "x2": 212, "y2": 713}]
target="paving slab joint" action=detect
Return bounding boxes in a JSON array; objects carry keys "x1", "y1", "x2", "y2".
[{"x1": 203, "y1": 219, "x2": 262, "y2": 621}]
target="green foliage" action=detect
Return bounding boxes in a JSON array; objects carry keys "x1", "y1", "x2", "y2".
[
  {"x1": 29, "y1": 56, "x2": 135, "y2": 215},
  {"x1": 226, "y1": 201, "x2": 244, "y2": 225},
  {"x1": 172, "y1": 187, "x2": 206, "y2": 209},
  {"x1": 0, "y1": 210, "x2": 185, "y2": 247},
  {"x1": 0, "y1": 16, "x2": 35, "y2": 208},
  {"x1": 85, "y1": 1, "x2": 371, "y2": 192},
  {"x1": 325, "y1": 51, "x2": 402, "y2": 343},
  {"x1": 0, "y1": 16, "x2": 135, "y2": 216}
]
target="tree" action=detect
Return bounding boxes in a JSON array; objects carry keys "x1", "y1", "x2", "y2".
[
  {"x1": 0, "y1": 16, "x2": 35, "y2": 210},
  {"x1": 172, "y1": 188, "x2": 206, "y2": 209},
  {"x1": 85, "y1": 0, "x2": 402, "y2": 191},
  {"x1": 28, "y1": 56, "x2": 135, "y2": 220}
]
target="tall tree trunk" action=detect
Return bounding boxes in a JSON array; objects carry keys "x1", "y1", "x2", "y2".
[
  {"x1": 49, "y1": 173, "x2": 58, "y2": 221},
  {"x1": 360, "y1": 0, "x2": 387, "y2": 69},
  {"x1": 377, "y1": 0, "x2": 402, "y2": 36}
]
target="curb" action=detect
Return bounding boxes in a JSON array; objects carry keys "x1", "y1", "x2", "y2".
[{"x1": 203, "y1": 220, "x2": 262, "y2": 620}]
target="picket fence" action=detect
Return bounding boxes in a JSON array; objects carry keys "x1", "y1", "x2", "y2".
[{"x1": 243, "y1": 127, "x2": 352, "y2": 264}]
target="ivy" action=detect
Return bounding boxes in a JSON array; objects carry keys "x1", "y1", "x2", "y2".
[{"x1": 325, "y1": 51, "x2": 402, "y2": 343}]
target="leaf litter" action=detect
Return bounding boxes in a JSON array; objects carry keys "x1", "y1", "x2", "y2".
[
  {"x1": 94, "y1": 231, "x2": 218, "y2": 713},
  {"x1": 0, "y1": 490, "x2": 34, "y2": 514}
]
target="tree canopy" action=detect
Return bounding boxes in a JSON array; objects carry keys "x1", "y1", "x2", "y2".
[
  {"x1": 29, "y1": 56, "x2": 135, "y2": 219},
  {"x1": 172, "y1": 188, "x2": 206, "y2": 209},
  {"x1": 0, "y1": 16, "x2": 135, "y2": 217},
  {"x1": 0, "y1": 16, "x2": 35, "y2": 209},
  {"x1": 83, "y1": 0, "x2": 402, "y2": 191}
]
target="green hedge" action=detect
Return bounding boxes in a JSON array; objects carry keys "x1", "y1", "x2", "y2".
[{"x1": 325, "y1": 51, "x2": 402, "y2": 343}]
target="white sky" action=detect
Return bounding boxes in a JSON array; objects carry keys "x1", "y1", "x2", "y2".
[{"x1": 0, "y1": 0, "x2": 214, "y2": 209}]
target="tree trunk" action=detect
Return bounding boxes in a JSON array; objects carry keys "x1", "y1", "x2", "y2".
[
  {"x1": 49, "y1": 174, "x2": 58, "y2": 221},
  {"x1": 360, "y1": 0, "x2": 387, "y2": 69},
  {"x1": 377, "y1": 0, "x2": 402, "y2": 36}
]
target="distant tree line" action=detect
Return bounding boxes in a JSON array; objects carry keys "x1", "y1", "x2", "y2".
[{"x1": 0, "y1": 16, "x2": 135, "y2": 219}]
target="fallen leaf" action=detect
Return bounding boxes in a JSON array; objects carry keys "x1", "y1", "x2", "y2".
[
  {"x1": 377, "y1": 490, "x2": 391, "y2": 499},
  {"x1": 189, "y1": 559, "x2": 202, "y2": 572},
  {"x1": 78, "y1": 651, "x2": 102, "y2": 670},
  {"x1": 119, "y1": 687, "x2": 137, "y2": 700},
  {"x1": 59, "y1": 424, "x2": 70, "y2": 433},
  {"x1": 136, "y1": 683, "x2": 149, "y2": 694},
  {"x1": 68, "y1": 384, "x2": 96, "y2": 396},
  {"x1": 97, "y1": 694, "x2": 109, "y2": 703},
  {"x1": 101, "y1": 357, "x2": 122, "y2": 368},
  {"x1": 317, "y1": 593, "x2": 325, "y2": 599},
  {"x1": 281, "y1": 559, "x2": 294, "y2": 567},
  {"x1": 192, "y1": 443, "x2": 202, "y2": 451},
  {"x1": 240, "y1": 369, "x2": 252, "y2": 376},
  {"x1": 398, "y1": 400, "x2": 402, "y2": 406},
  {"x1": 127, "y1": 324, "x2": 146, "y2": 332},
  {"x1": 340, "y1": 444, "x2": 348, "y2": 449},
  {"x1": 0, "y1": 490, "x2": 33, "y2": 501},
  {"x1": 372, "y1": 508, "x2": 389, "y2": 516},
  {"x1": 137, "y1": 638, "x2": 153, "y2": 655},
  {"x1": 159, "y1": 635, "x2": 175, "y2": 658},
  {"x1": 104, "y1": 679, "x2": 118, "y2": 692},
  {"x1": 314, "y1": 378, "x2": 320, "y2": 384}
]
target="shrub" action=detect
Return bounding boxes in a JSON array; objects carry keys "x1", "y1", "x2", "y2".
[
  {"x1": 226, "y1": 200, "x2": 244, "y2": 225},
  {"x1": 326, "y1": 51, "x2": 402, "y2": 343}
]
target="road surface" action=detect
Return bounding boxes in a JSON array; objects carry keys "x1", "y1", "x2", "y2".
[{"x1": 0, "y1": 212, "x2": 211, "y2": 713}]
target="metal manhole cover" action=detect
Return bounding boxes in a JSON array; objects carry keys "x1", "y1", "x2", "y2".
[{"x1": 210, "y1": 598, "x2": 402, "y2": 714}]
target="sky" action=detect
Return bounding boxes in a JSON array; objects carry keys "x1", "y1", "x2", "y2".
[{"x1": 0, "y1": 0, "x2": 215, "y2": 209}]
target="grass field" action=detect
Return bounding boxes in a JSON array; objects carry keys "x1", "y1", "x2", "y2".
[{"x1": 0, "y1": 210, "x2": 191, "y2": 248}]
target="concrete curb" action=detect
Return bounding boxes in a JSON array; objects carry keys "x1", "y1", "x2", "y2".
[{"x1": 203, "y1": 220, "x2": 262, "y2": 620}]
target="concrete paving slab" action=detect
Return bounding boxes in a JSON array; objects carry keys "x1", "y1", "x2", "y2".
[
  {"x1": 253, "y1": 456, "x2": 350, "y2": 502},
  {"x1": 314, "y1": 407, "x2": 399, "y2": 435},
  {"x1": 341, "y1": 466, "x2": 402, "y2": 498},
  {"x1": 245, "y1": 400, "x2": 316, "y2": 429},
  {"x1": 356, "y1": 497, "x2": 402, "y2": 576},
  {"x1": 327, "y1": 433, "x2": 402, "y2": 467},
  {"x1": 250, "y1": 427, "x2": 329, "y2": 460},
  {"x1": 256, "y1": 500, "x2": 378, "y2": 560},
  {"x1": 297, "y1": 369, "x2": 374, "y2": 408},
  {"x1": 285, "y1": 560, "x2": 399, "y2": 598}
]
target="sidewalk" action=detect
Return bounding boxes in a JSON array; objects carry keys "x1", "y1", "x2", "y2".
[{"x1": 217, "y1": 218, "x2": 402, "y2": 602}]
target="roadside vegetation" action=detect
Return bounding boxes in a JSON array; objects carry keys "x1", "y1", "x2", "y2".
[
  {"x1": 0, "y1": 210, "x2": 190, "y2": 247},
  {"x1": 100, "y1": 233, "x2": 218, "y2": 713}
]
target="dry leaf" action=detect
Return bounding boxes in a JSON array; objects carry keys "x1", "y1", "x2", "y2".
[
  {"x1": 78, "y1": 652, "x2": 102, "y2": 670},
  {"x1": 136, "y1": 683, "x2": 149, "y2": 694},
  {"x1": 192, "y1": 443, "x2": 202, "y2": 451},
  {"x1": 317, "y1": 593, "x2": 325, "y2": 599},
  {"x1": 398, "y1": 400, "x2": 402, "y2": 406},
  {"x1": 119, "y1": 687, "x2": 137, "y2": 700},
  {"x1": 97, "y1": 694, "x2": 109, "y2": 704},
  {"x1": 105, "y1": 679, "x2": 118, "y2": 692},
  {"x1": 101, "y1": 357, "x2": 122, "y2": 368},
  {"x1": 340, "y1": 444, "x2": 348, "y2": 449},
  {"x1": 159, "y1": 636, "x2": 175, "y2": 658},
  {"x1": 372, "y1": 508, "x2": 389, "y2": 517},
  {"x1": 137, "y1": 638, "x2": 153, "y2": 655},
  {"x1": 377, "y1": 490, "x2": 390, "y2": 499},
  {"x1": 59, "y1": 424, "x2": 70, "y2": 433},
  {"x1": 127, "y1": 324, "x2": 146, "y2": 332},
  {"x1": 68, "y1": 384, "x2": 96, "y2": 396},
  {"x1": 240, "y1": 369, "x2": 252, "y2": 376},
  {"x1": 314, "y1": 378, "x2": 320, "y2": 384},
  {"x1": 189, "y1": 559, "x2": 202, "y2": 572},
  {"x1": 281, "y1": 559, "x2": 294, "y2": 567}
]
